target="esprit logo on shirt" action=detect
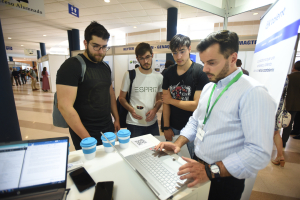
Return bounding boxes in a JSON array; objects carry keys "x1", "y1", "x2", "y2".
[{"x1": 134, "y1": 87, "x2": 158, "y2": 93}]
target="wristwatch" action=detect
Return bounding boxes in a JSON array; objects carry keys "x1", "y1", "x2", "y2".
[
  {"x1": 210, "y1": 163, "x2": 220, "y2": 179},
  {"x1": 163, "y1": 127, "x2": 170, "y2": 130}
]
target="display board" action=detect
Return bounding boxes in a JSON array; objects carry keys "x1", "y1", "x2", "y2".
[{"x1": 249, "y1": 0, "x2": 300, "y2": 105}]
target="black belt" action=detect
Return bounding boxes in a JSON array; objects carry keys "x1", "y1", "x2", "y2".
[{"x1": 193, "y1": 155, "x2": 209, "y2": 165}]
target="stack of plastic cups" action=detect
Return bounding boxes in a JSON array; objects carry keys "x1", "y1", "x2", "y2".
[
  {"x1": 80, "y1": 137, "x2": 97, "y2": 160},
  {"x1": 101, "y1": 132, "x2": 116, "y2": 153},
  {"x1": 117, "y1": 129, "x2": 131, "y2": 149}
]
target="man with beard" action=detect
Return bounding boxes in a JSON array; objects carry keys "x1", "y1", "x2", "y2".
[
  {"x1": 56, "y1": 21, "x2": 120, "y2": 150},
  {"x1": 155, "y1": 30, "x2": 276, "y2": 200},
  {"x1": 119, "y1": 42, "x2": 163, "y2": 137},
  {"x1": 162, "y1": 34, "x2": 209, "y2": 158}
]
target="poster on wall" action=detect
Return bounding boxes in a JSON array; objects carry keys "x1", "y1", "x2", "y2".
[
  {"x1": 155, "y1": 60, "x2": 166, "y2": 73},
  {"x1": 249, "y1": 0, "x2": 300, "y2": 105},
  {"x1": 129, "y1": 59, "x2": 138, "y2": 70}
]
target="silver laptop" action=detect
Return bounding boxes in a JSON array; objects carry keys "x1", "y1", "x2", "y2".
[
  {"x1": 101, "y1": 132, "x2": 190, "y2": 200},
  {"x1": 0, "y1": 137, "x2": 69, "y2": 200}
]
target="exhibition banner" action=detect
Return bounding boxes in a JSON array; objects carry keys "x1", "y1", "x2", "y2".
[
  {"x1": 249, "y1": 0, "x2": 300, "y2": 105},
  {"x1": 0, "y1": 0, "x2": 45, "y2": 17}
]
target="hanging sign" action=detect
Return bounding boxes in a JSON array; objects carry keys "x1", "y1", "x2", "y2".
[
  {"x1": 6, "y1": 46, "x2": 13, "y2": 50},
  {"x1": 68, "y1": 4, "x2": 79, "y2": 18},
  {"x1": 0, "y1": 0, "x2": 45, "y2": 16}
]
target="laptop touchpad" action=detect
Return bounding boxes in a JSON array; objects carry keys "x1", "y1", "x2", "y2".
[{"x1": 162, "y1": 158, "x2": 182, "y2": 174}]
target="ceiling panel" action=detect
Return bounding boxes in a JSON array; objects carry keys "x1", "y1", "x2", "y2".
[
  {"x1": 129, "y1": 10, "x2": 148, "y2": 17},
  {"x1": 121, "y1": 2, "x2": 143, "y2": 11},
  {"x1": 136, "y1": 16, "x2": 152, "y2": 22},
  {"x1": 139, "y1": 1, "x2": 161, "y2": 9},
  {"x1": 145, "y1": 8, "x2": 163, "y2": 16},
  {"x1": 122, "y1": 17, "x2": 138, "y2": 23},
  {"x1": 105, "y1": 4, "x2": 126, "y2": 12},
  {"x1": 113, "y1": 11, "x2": 133, "y2": 18}
]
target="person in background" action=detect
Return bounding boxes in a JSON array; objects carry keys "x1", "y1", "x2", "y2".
[
  {"x1": 236, "y1": 59, "x2": 249, "y2": 76},
  {"x1": 9, "y1": 67, "x2": 15, "y2": 86},
  {"x1": 161, "y1": 60, "x2": 174, "y2": 76},
  {"x1": 42, "y1": 67, "x2": 50, "y2": 92},
  {"x1": 20, "y1": 67, "x2": 27, "y2": 85},
  {"x1": 135, "y1": 64, "x2": 139, "y2": 68},
  {"x1": 12, "y1": 68, "x2": 21, "y2": 86},
  {"x1": 35, "y1": 68, "x2": 38, "y2": 82},
  {"x1": 29, "y1": 66, "x2": 38, "y2": 91},
  {"x1": 236, "y1": 59, "x2": 249, "y2": 75}
]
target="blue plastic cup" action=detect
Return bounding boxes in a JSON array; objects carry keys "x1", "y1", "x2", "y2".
[
  {"x1": 117, "y1": 129, "x2": 131, "y2": 149},
  {"x1": 80, "y1": 137, "x2": 97, "y2": 160},
  {"x1": 101, "y1": 132, "x2": 116, "y2": 153}
]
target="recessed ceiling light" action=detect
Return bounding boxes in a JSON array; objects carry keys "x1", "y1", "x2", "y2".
[
  {"x1": 8, "y1": 37, "x2": 11, "y2": 39},
  {"x1": 104, "y1": 0, "x2": 110, "y2": 2},
  {"x1": 133, "y1": 26, "x2": 137, "y2": 28},
  {"x1": 43, "y1": 35, "x2": 47, "y2": 36},
  {"x1": 253, "y1": 13, "x2": 258, "y2": 15},
  {"x1": 21, "y1": 45, "x2": 24, "y2": 46}
]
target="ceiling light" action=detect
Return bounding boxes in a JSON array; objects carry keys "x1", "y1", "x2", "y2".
[
  {"x1": 8, "y1": 37, "x2": 11, "y2": 39},
  {"x1": 133, "y1": 26, "x2": 137, "y2": 28},
  {"x1": 253, "y1": 13, "x2": 258, "y2": 15},
  {"x1": 21, "y1": 45, "x2": 24, "y2": 46},
  {"x1": 104, "y1": 0, "x2": 110, "y2": 2},
  {"x1": 43, "y1": 35, "x2": 47, "y2": 36}
]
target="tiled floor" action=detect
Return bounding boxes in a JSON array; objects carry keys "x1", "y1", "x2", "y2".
[{"x1": 12, "y1": 81, "x2": 300, "y2": 199}]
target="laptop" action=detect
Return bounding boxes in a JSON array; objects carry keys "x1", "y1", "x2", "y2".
[
  {"x1": 101, "y1": 132, "x2": 190, "y2": 200},
  {"x1": 0, "y1": 137, "x2": 69, "y2": 200}
]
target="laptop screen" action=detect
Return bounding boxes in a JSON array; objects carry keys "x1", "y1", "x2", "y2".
[{"x1": 0, "y1": 137, "x2": 68, "y2": 197}]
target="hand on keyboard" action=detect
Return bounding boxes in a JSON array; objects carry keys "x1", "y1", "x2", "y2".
[{"x1": 154, "y1": 142, "x2": 181, "y2": 154}]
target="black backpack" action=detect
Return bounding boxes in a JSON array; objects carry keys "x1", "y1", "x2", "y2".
[{"x1": 117, "y1": 69, "x2": 136, "y2": 128}]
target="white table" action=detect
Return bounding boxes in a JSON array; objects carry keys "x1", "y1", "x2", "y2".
[{"x1": 67, "y1": 134, "x2": 210, "y2": 200}]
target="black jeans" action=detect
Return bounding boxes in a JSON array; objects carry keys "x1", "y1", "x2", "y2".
[
  {"x1": 290, "y1": 111, "x2": 300, "y2": 135},
  {"x1": 14, "y1": 77, "x2": 21, "y2": 86},
  {"x1": 282, "y1": 111, "x2": 297, "y2": 147},
  {"x1": 21, "y1": 76, "x2": 26, "y2": 84},
  {"x1": 126, "y1": 121, "x2": 160, "y2": 138},
  {"x1": 193, "y1": 155, "x2": 245, "y2": 200},
  {"x1": 69, "y1": 123, "x2": 114, "y2": 150}
]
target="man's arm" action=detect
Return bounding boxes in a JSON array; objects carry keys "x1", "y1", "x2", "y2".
[
  {"x1": 162, "y1": 90, "x2": 202, "y2": 112},
  {"x1": 146, "y1": 92, "x2": 163, "y2": 122},
  {"x1": 57, "y1": 84, "x2": 90, "y2": 139},
  {"x1": 110, "y1": 85, "x2": 120, "y2": 132},
  {"x1": 119, "y1": 90, "x2": 142, "y2": 120},
  {"x1": 162, "y1": 90, "x2": 174, "y2": 141}
]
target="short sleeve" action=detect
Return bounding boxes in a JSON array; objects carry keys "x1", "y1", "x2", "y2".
[
  {"x1": 196, "y1": 71, "x2": 209, "y2": 91},
  {"x1": 56, "y1": 57, "x2": 82, "y2": 87},
  {"x1": 158, "y1": 74, "x2": 163, "y2": 92},
  {"x1": 162, "y1": 68, "x2": 170, "y2": 90},
  {"x1": 121, "y1": 71, "x2": 130, "y2": 92}
]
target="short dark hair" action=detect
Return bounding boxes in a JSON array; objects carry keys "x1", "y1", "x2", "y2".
[
  {"x1": 236, "y1": 59, "x2": 242, "y2": 67},
  {"x1": 197, "y1": 30, "x2": 239, "y2": 59},
  {"x1": 135, "y1": 42, "x2": 153, "y2": 57},
  {"x1": 294, "y1": 61, "x2": 300, "y2": 71},
  {"x1": 169, "y1": 34, "x2": 191, "y2": 52},
  {"x1": 84, "y1": 21, "x2": 110, "y2": 43},
  {"x1": 165, "y1": 60, "x2": 174, "y2": 69}
]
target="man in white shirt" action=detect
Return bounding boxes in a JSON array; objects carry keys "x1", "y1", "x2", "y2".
[
  {"x1": 119, "y1": 42, "x2": 163, "y2": 137},
  {"x1": 155, "y1": 30, "x2": 276, "y2": 200}
]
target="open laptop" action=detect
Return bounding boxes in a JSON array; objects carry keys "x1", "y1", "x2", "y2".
[
  {"x1": 0, "y1": 137, "x2": 69, "y2": 200},
  {"x1": 101, "y1": 132, "x2": 190, "y2": 200}
]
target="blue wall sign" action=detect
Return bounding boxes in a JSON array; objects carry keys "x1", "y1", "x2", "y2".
[
  {"x1": 68, "y1": 4, "x2": 79, "y2": 18},
  {"x1": 6, "y1": 46, "x2": 13, "y2": 50}
]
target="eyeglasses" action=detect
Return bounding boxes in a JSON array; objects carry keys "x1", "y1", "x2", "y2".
[
  {"x1": 138, "y1": 55, "x2": 152, "y2": 62},
  {"x1": 90, "y1": 43, "x2": 110, "y2": 52},
  {"x1": 172, "y1": 49, "x2": 187, "y2": 56}
]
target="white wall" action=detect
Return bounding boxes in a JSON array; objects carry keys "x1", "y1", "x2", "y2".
[
  {"x1": 48, "y1": 55, "x2": 67, "y2": 93},
  {"x1": 114, "y1": 55, "x2": 129, "y2": 97}
]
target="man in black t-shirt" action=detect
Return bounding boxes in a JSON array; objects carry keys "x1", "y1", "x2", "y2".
[
  {"x1": 56, "y1": 21, "x2": 120, "y2": 150},
  {"x1": 162, "y1": 34, "x2": 209, "y2": 157}
]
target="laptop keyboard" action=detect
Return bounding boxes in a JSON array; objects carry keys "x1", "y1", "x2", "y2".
[{"x1": 133, "y1": 150, "x2": 186, "y2": 194}]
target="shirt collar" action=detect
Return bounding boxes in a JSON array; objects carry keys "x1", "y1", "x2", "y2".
[{"x1": 216, "y1": 68, "x2": 242, "y2": 88}]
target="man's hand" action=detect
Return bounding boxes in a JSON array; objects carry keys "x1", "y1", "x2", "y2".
[
  {"x1": 162, "y1": 88, "x2": 173, "y2": 105},
  {"x1": 114, "y1": 120, "x2": 120, "y2": 132},
  {"x1": 178, "y1": 157, "x2": 209, "y2": 187},
  {"x1": 164, "y1": 129, "x2": 175, "y2": 141},
  {"x1": 130, "y1": 108, "x2": 143, "y2": 120},
  {"x1": 146, "y1": 109, "x2": 156, "y2": 122},
  {"x1": 154, "y1": 142, "x2": 181, "y2": 153}
]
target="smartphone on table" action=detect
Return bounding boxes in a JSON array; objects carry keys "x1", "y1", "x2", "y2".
[
  {"x1": 69, "y1": 167, "x2": 96, "y2": 193},
  {"x1": 93, "y1": 181, "x2": 114, "y2": 200}
]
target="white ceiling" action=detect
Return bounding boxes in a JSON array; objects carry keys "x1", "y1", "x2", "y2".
[{"x1": 0, "y1": 0, "x2": 270, "y2": 61}]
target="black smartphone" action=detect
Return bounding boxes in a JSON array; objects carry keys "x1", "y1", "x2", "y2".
[
  {"x1": 93, "y1": 181, "x2": 114, "y2": 200},
  {"x1": 69, "y1": 167, "x2": 96, "y2": 193}
]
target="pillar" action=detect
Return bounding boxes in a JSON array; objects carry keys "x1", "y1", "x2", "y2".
[
  {"x1": 40, "y1": 42, "x2": 46, "y2": 56},
  {"x1": 9, "y1": 56, "x2": 13, "y2": 61},
  {"x1": 166, "y1": 7, "x2": 178, "y2": 63}
]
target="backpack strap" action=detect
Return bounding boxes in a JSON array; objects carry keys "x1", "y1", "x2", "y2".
[
  {"x1": 75, "y1": 55, "x2": 86, "y2": 83},
  {"x1": 102, "y1": 61, "x2": 112, "y2": 72},
  {"x1": 192, "y1": 63, "x2": 203, "y2": 89},
  {"x1": 127, "y1": 69, "x2": 136, "y2": 104}
]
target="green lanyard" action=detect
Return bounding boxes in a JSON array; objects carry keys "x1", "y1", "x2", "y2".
[{"x1": 203, "y1": 71, "x2": 243, "y2": 126}]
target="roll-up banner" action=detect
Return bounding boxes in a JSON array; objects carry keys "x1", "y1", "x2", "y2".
[{"x1": 249, "y1": 0, "x2": 300, "y2": 105}]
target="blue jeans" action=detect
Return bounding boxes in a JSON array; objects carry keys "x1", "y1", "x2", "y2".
[
  {"x1": 127, "y1": 121, "x2": 160, "y2": 138},
  {"x1": 171, "y1": 127, "x2": 194, "y2": 158}
]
